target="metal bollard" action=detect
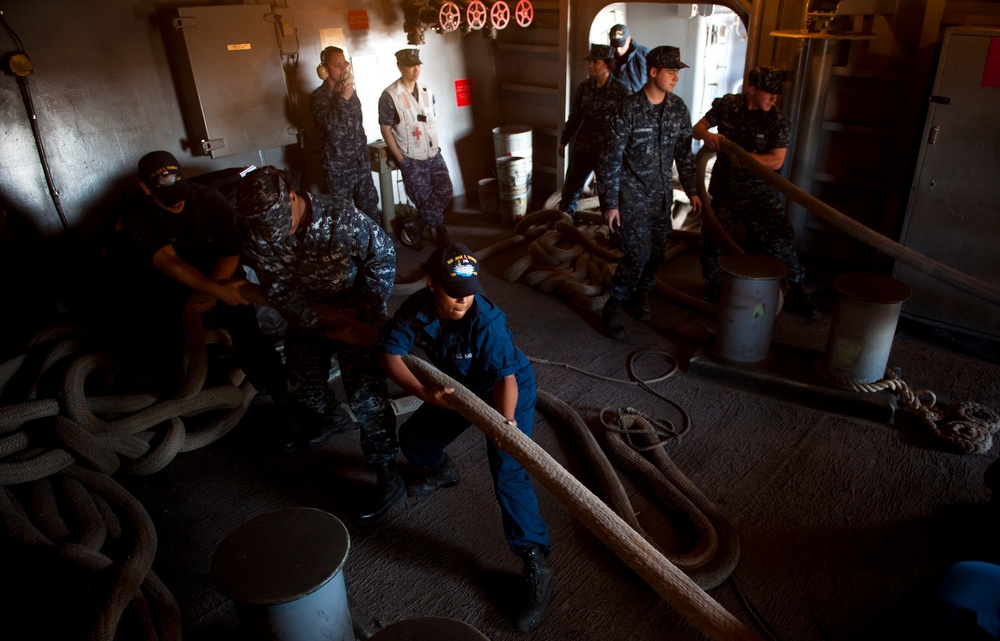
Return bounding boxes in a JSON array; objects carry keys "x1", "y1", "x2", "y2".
[
  {"x1": 713, "y1": 254, "x2": 789, "y2": 363},
  {"x1": 212, "y1": 507, "x2": 353, "y2": 641},
  {"x1": 371, "y1": 616, "x2": 492, "y2": 640},
  {"x1": 823, "y1": 273, "x2": 912, "y2": 384}
]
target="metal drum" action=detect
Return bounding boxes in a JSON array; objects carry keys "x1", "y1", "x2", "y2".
[
  {"x1": 823, "y1": 273, "x2": 912, "y2": 384},
  {"x1": 713, "y1": 254, "x2": 789, "y2": 363},
  {"x1": 371, "y1": 616, "x2": 491, "y2": 640},
  {"x1": 212, "y1": 507, "x2": 352, "y2": 641}
]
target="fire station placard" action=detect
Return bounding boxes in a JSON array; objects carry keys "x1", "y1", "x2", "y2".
[{"x1": 455, "y1": 78, "x2": 472, "y2": 108}]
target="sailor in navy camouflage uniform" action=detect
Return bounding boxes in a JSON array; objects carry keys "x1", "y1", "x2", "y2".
[
  {"x1": 596, "y1": 45, "x2": 703, "y2": 340},
  {"x1": 311, "y1": 46, "x2": 380, "y2": 222},
  {"x1": 693, "y1": 65, "x2": 814, "y2": 315},
  {"x1": 558, "y1": 44, "x2": 630, "y2": 216},
  {"x1": 379, "y1": 48, "x2": 454, "y2": 251},
  {"x1": 375, "y1": 243, "x2": 554, "y2": 633},
  {"x1": 234, "y1": 166, "x2": 406, "y2": 524}
]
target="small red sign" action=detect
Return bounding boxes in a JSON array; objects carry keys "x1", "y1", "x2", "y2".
[
  {"x1": 455, "y1": 78, "x2": 472, "y2": 107},
  {"x1": 348, "y1": 10, "x2": 369, "y2": 30},
  {"x1": 983, "y1": 38, "x2": 1000, "y2": 88}
]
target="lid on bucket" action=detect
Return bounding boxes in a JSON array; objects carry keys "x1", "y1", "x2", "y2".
[
  {"x1": 834, "y1": 273, "x2": 912, "y2": 304},
  {"x1": 371, "y1": 616, "x2": 492, "y2": 640},
  {"x1": 212, "y1": 507, "x2": 350, "y2": 605},
  {"x1": 719, "y1": 254, "x2": 789, "y2": 280}
]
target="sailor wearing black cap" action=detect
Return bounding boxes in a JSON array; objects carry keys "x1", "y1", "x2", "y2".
[
  {"x1": 608, "y1": 23, "x2": 650, "y2": 93},
  {"x1": 376, "y1": 243, "x2": 555, "y2": 633},
  {"x1": 122, "y1": 151, "x2": 288, "y2": 414}
]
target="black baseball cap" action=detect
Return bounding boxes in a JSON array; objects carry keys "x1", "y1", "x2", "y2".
[
  {"x1": 428, "y1": 243, "x2": 485, "y2": 298},
  {"x1": 138, "y1": 151, "x2": 195, "y2": 206},
  {"x1": 609, "y1": 24, "x2": 629, "y2": 48}
]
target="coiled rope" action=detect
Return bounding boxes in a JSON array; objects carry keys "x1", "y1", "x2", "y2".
[
  {"x1": 0, "y1": 295, "x2": 259, "y2": 641},
  {"x1": 815, "y1": 363, "x2": 1000, "y2": 455}
]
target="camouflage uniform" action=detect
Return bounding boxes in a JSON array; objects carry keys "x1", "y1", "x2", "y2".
[
  {"x1": 559, "y1": 74, "x2": 630, "y2": 215},
  {"x1": 237, "y1": 173, "x2": 398, "y2": 464},
  {"x1": 699, "y1": 92, "x2": 805, "y2": 286},
  {"x1": 310, "y1": 84, "x2": 380, "y2": 222},
  {"x1": 597, "y1": 90, "x2": 699, "y2": 303}
]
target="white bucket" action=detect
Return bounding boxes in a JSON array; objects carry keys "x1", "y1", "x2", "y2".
[
  {"x1": 496, "y1": 157, "x2": 529, "y2": 226},
  {"x1": 212, "y1": 508, "x2": 353, "y2": 641},
  {"x1": 478, "y1": 177, "x2": 500, "y2": 222},
  {"x1": 493, "y1": 125, "x2": 532, "y2": 204}
]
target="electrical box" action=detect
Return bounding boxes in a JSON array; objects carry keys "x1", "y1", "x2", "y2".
[
  {"x1": 168, "y1": 5, "x2": 298, "y2": 158},
  {"x1": 894, "y1": 27, "x2": 1000, "y2": 339}
]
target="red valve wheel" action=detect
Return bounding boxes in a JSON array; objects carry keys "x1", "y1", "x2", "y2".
[
  {"x1": 490, "y1": 1, "x2": 510, "y2": 29},
  {"x1": 466, "y1": 0, "x2": 487, "y2": 30},
  {"x1": 438, "y1": 2, "x2": 461, "y2": 31},
  {"x1": 514, "y1": 0, "x2": 533, "y2": 27}
]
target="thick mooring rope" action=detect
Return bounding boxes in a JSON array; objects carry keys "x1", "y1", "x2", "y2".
[
  {"x1": 402, "y1": 353, "x2": 762, "y2": 641},
  {"x1": 815, "y1": 363, "x2": 1000, "y2": 454}
]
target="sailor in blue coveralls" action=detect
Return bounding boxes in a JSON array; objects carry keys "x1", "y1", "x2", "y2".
[{"x1": 375, "y1": 243, "x2": 554, "y2": 633}]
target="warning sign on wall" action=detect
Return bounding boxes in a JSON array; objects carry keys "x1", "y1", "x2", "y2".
[
  {"x1": 455, "y1": 78, "x2": 472, "y2": 107},
  {"x1": 348, "y1": 10, "x2": 369, "y2": 30}
]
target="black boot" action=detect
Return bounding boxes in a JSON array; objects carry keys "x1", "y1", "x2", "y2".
[
  {"x1": 400, "y1": 218, "x2": 425, "y2": 251},
  {"x1": 356, "y1": 461, "x2": 407, "y2": 525},
  {"x1": 299, "y1": 402, "x2": 354, "y2": 449},
  {"x1": 434, "y1": 225, "x2": 451, "y2": 247},
  {"x1": 784, "y1": 281, "x2": 817, "y2": 319},
  {"x1": 628, "y1": 289, "x2": 652, "y2": 321},
  {"x1": 407, "y1": 454, "x2": 460, "y2": 497},
  {"x1": 512, "y1": 546, "x2": 554, "y2": 633},
  {"x1": 601, "y1": 297, "x2": 626, "y2": 341}
]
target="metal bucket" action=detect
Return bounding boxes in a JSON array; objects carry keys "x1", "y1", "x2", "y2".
[
  {"x1": 713, "y1": 254, "x2": 789, "y2": 363},
  {"x1": 496, "y1": 156, "x2": 529, "y2": 226},
  {"x1": 493, "y1": 125, "x2": 532, "y2": 204},
  {"x1": 212, "y1": 507, "x2": 352, "y2": 641},
  {"x1": 371, "y1": 616, "x2": 491, "y2": 640},
  {"x1": 823, "y1": 273, "x2": 912, "y2": 384},
  {"x1": 478, "y1": 177, "x2": 500, "y2": 222}
]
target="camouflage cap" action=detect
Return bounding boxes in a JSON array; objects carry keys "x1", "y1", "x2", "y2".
[
  {"x1": 234, "y1": 166, "x2": 294, "y2": 244},
  {"x1": 395, "y1": 48, "x2": 422, "y2": 67},
  {"x1": 647, "y1": 45, "x2": 688, "y2": 70},
  {"x1": 584, "y1": 44, "x2": 614, "y2": 61},
  {"x1": 748, "y1": 65, "x2": 785, "y2": 94}
]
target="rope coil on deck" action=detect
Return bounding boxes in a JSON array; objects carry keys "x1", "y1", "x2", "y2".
[
  {"x1": 0, "y1": 297, "x2": 258, "y2": 641},
  {"x1": 815, "y1": 362, "x2": 1000, "y2": 454}
]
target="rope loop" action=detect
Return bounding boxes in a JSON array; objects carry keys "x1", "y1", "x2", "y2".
[
  {"x1": 815, "y1": 358, "x2": 998, "y2": 455},
  {"x1": 599, "y1": 406, "x2": 685, "y2": 451}
]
